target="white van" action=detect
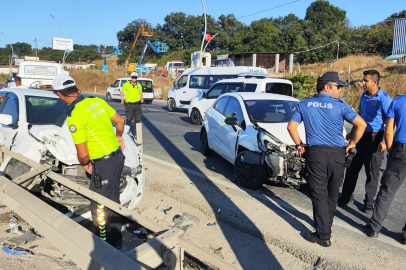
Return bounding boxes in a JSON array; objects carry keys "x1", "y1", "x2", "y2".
[
  {"x1": 17, "y1": 61, "x2": 69, "y2": 89},
  {"x1": 166, "y1": 66, "x2": 267, "y2": 111}
]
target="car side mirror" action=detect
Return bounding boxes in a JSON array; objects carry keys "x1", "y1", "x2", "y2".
[
  {"x1": 110, "y1": 84, "x2": 113, "y2": 87},
  {"x1": 0, "y1": 113, "x2": 13, "y2": 126},
  {"x1": 202, "y1": 92, "x2": 207, "y2": 98},
  {"x1": 225, "y1": 117, "x2": 239, "y2": 126}
]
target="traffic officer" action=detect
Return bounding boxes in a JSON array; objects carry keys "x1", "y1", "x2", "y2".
[
  {"x1": 364, "y1": 94, "x2": 406, "y2": 245},
  {"x1": 121, "y1": 72, "x2": 143, "y2": 138},
  {"x1": 52, "y1": 73, "x2": 126, "y2": 249},
  {"x1": 339, "y1": 70, "x2": 393, "y2": 213},
  {"x1": 288, "y1": 72, "x2": 366, "y2": 247}
]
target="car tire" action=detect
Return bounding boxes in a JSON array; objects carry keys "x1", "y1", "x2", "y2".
[
  {"x1": 200, "y1": 129, "x2": 213, "y2": 156},
  {"x1": 190, "y1": 108, "x2": 202, "y2": 125},
  {"x1": 106, "y1": 93, "x2": 113, "y2": 102},
  {"x1": 145, "y1": 101, "x2": 152, "y2": 104},
  {"x1": 234, "y1": 151, "x2": 268, "y2": 189},
  {"x1": 167, "y1": 99, "x2": 177, "y2": 112}
]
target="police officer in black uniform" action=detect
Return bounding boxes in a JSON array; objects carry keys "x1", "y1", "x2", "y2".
[
  {"x1": 364, "y1": 94, "x2": 406, "y2": 245},
  {"x1": 288, "y1": 72, "x2": 367, "y2": 247}
]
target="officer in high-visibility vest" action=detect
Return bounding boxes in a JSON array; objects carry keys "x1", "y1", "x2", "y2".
[
  {"x1": 52, "y1": 73, "x2": 126, "y2": 249},
  {"x1": 121, "y1": 72, "x2": 143, "y2": 137}
]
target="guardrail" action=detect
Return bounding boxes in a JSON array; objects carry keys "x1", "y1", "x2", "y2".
[{"x1": 0, "y1": 145, "x2": 239, "y2": 270}]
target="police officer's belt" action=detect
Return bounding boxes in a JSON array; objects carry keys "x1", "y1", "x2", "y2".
[
  {"x1": 393, "y1": 143, "x2": 406, "y2": 149},
  {"x1": 126, "y1": 101, "x2": 141, "y2": 105},
  {"x1": 307, "y1": 145, "x2": 346, "y2": 155},
  {"x1": 92, "y1": 148, "x2": 122, "y2": 163}
]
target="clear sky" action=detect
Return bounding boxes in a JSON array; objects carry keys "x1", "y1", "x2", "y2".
[{"x1": 0, "y1": 0, "x2": 404, "y2": 50}]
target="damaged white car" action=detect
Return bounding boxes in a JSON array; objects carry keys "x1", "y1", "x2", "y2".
[
  {"x1": 200, "y1": 92, "x2": 307, "y2": 189},
  {"x1": 0, "y1": 88, "x2": 145, "y2": 210}
]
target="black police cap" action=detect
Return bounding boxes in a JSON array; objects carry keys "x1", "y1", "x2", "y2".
[{"x1": 318, "y1": 72, "x2": 349, "y2": 86}]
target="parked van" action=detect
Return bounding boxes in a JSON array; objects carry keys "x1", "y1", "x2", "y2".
[
  {"x1": 188, "y1": 76, "x2": 293, "y2": 124},
  {"x1": 167, "y1": 66, "x2": 267, "y2": 111},
  {"x1": 17, "y1": 61, "x2": 69, "y2": 89},
  {"x1": 106, "y1": 77, "x2": 154, "y2": 104}
]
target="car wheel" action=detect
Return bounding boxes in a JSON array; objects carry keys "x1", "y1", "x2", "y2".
[
  {"x1": 200, "y1": 129, "x2": 213, "y2": 156},
  {"x1": 167, "y1": 99, "x2": 177, "y2": 112},
  {"x1": 234, "y1": 151, "x2": 268, "y2": 189},
  {"x1": 190, "y1": 108, "x2": 202, "y2": 125},
  {"x1": 106, "y1": 93, "x2": 113, "y2": 102},
  {"x1": 145, "y1": 101, "x2": 152, "y2": 104}
]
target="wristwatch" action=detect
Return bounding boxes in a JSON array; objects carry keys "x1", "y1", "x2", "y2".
[{"x1": 295, "y1": 142, "x2": 302, "y2": 149}]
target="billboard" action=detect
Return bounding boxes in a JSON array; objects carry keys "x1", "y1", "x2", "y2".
[
  {"x1": 52, "y1": 37, "x2": 73, "y2": 51},
  {"x1": 393, "y1": 19, "x2": 406, "y2": 55}
]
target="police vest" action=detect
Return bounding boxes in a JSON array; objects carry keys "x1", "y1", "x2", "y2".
[{"x1": 121, "y1": 82, "x2": 143, "y2": 102}]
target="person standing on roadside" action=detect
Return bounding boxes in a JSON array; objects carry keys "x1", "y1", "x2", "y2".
[
  {"x1": 364, "y1": 94, "x2": 406, "y2": 245},
  {"x1": 339, "y1": 70, "x2": 393, "y2": 213},
  {"x1": 288, "y1": 72, "x2": 366, "y2": 247},
  {"x1": 14, "y1": 76, "x2": 28, "y2": 88},
  {"x1": 121, "y1": 72, "x2": 143, "y2": 138},
  {"x1": 52, "y1": 73, "x2": 126, "y2": 250}
]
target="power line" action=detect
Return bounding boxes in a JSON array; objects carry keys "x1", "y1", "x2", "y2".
[
  {"x1": 237, "y1": 0, "x2": 301, "y2": 20},
  {"x1": 292, "y1": 39, "x2": 339, "y2": 54}
]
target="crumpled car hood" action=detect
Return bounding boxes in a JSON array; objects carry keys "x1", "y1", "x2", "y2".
[
  {"x1": 30, "y1": 123, "x2": 79, "y2": 165},
  {"x1": 29, "y1": 122, "x2": 140, "y2": 168},
  {"x1": 256, "y1": 122, "x2": 306, "y2": 145}
]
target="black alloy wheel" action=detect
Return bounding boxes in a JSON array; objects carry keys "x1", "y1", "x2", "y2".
[
  {"x1": 190, "y1": 109, "x2": 202, "y2": 125},
  {"x1": 200, "y1": 129, "x2": 213, "y2": 156},
  {"x1": 234, "y1": 151, "x2": 268, "y2": 189},
  {"x1": 168, "y1": 99, "x2": 177, "y2": 111}
]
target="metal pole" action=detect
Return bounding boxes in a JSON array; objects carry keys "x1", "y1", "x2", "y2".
[
  {"x1": 348, "y1": 65, "x2": 351, "y2": 83},
  {"x1": 1, "y1": 32, "x2": 14, "y2": 75},
  {"x1": 35, "y1": 38, "x2": 38, "y2": 59},
  {"x1": 50, "y1": 14, "x2": 67, "y2": 69},
  {"x1": 199, "y1": 0, "x2": 207, "y2": 68},
  {"x1": 203, "y1": 33, "x2": 218, "y2": 52},
  {"x1": 337, "y1": 41, "x2": 339, "y2": 62}
]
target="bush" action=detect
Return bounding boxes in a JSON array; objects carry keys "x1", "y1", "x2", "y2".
[{"x1": 286, "y1": 72, "x2": 317, "y2": 100}]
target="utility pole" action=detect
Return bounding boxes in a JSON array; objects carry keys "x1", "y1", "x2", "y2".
[
  {"x1": 337, "y1": 41, "x2": 339, "y2": 61},
  {"x1": 35, "y1": 38, "x2": 38, "y2": 59}
]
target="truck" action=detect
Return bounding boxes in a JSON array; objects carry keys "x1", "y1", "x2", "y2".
[
  {"x1": 16, "y1": 61, "x2": 69, "y2": 89},
  {"x1": 164, "y1": 60, "x2": 186, "y2": 79}
]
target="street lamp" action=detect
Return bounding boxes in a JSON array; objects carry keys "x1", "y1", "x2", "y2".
[
  {"x1": 50, "y1": 14, "x2": 67, "y2": 68},
  {"x1": 199, "y1": 0, "x2": 207, "y2": 67},
  {"x1": 1, "y1": 32, "x2": 14, "y2": 75}
]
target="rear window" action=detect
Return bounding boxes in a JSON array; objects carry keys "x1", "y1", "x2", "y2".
[
  {"x1": 266, "y1": 83, "x2": 293, "y2": 97},
  {"x1": 138, "y1": 80, "x2": 153, "y2": 92}
]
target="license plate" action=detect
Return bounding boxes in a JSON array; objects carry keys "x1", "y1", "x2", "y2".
[{"x1": 144, "y1": 93, "x2": 153, "y2": 98}]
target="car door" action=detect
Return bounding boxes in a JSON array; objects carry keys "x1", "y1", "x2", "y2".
[
  {"x1": 0, "y1": 92, "x2": 19, "y2": 150},
  {"x1": 207, "y1": 96, "x2": 230, "y2": 157},
  {"x1": 175, "y1": 75, "x2": 189, "y2": 108},
  {"x1": 221, "y1": 97, "x2": 245, "y2": 163},
  {"x1": 187, "y1": 75, "x2": 208, "y2": 103},
  {"x1": 110, "y1": 79, "x2": 120, "y2": 98}
]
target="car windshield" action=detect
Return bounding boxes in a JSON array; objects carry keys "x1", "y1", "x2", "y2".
[
  {"x1": 244, "y1": 99, "x2": 298, "y2": 123},
  {"x1": 172, "y1": 63, "x2": 184, "y2": 67},
  {"x1": 25, "y1": 96, "x2": 69, "y2": 127}
]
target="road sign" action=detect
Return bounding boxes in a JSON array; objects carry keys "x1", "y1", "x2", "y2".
[
  {"x1": 205, "y1": 34, "x2": 212, "y2": 42},
  {"x1": 66, "y1": 49, "x2": 71, "y2": 53},
  {"x1": 13, "y1": 54, "x2": 17, "y2": 58},
  {"x1": 52, "y1": 37, "x2": 74, "y2": 51}
]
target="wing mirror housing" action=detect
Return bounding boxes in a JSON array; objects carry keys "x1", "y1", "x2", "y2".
[
  {"x1": 225, "y1": 117, "x2": 240, "y2": 132},
  {"x1": 173, "y1": 82, "x2": 177, "y2": 89},
  {"x1": 0, "y1": 113, "x2": 13, "y2": 126},
  {"x1": 202, "y1": 92, "x2": 207, "y2": 98}
]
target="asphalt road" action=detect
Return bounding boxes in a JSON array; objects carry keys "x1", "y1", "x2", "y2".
[{"x1": 87, "y1": 93, "x2": 406, "y2": 243}]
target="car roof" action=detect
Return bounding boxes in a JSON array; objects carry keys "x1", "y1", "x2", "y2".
[
  {"x1": 222, "y1": 92, "x2": 299, "y2": 102},
  {"x1": 183, "y1": 66, "x2": 268, "y2": 76},
  {"x1": 217, "y1": 77, "x2": 292, "y2": 84},
  {"x1": 116, "y1": 77, "x2": 153, "y2": 81},
  {"x1": 2, "y1": 88, "x2": 59, "y2": 98}
]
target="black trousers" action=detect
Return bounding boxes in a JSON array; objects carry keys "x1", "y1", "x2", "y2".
[
  {"x1": 307, "y1": 148, "x2": 346, "y2": 240},
  {"x1": 369, "y1": 144, "x2": 406, "y2": 237},
  {"x1": 125, "y1": 103, "x2": 142, "y2": 136},
  {"x1": 341, "y1": 131, "x2": 384, "y2": 206},
  {"x1": 89, "y1": 151, "x2": 124, "y2": 248}
]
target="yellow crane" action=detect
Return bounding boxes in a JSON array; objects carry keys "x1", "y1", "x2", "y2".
[{"x1": 125, "y1": 24, "x2": 153, "y2": 73}]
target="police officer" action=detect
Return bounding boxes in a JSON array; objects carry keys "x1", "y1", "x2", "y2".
[
  {"x1": 339, "y1": 70, "x2": 393, "y2": 213},
  {"x1": 364, "y1": 95, "x2": 406, "y2": 245},
  {"x1": 288, "y1": 72, "x2": 367, "y2": 247},
  {"x1": 52, "y1": 73, "x2": 126, "y2": 249},
  {"x1": 121, "y1": 72, "x2": 143, "y2": 137}
]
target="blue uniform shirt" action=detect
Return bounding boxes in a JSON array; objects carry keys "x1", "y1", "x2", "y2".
[
  {"x1": 358, "y1": 88, "x2": 392, "y2": 132},
  {"x1": 387, "y1": 95, "x2": 406, "y2": 144},
  {"x1": 291, "y1": 94, "x2": 358, "y2": 147}
]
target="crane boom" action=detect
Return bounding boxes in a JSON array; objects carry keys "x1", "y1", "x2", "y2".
[{"x1": 125, "y1": 24, "x2": 153, "y2": 73}]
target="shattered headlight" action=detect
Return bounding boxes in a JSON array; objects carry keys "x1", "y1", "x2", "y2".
[{"x1": 122, "y1": 165, "x2": 143, "y2": 178}]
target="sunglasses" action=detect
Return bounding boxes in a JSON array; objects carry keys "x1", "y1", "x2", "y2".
[{"x1": 131, "y1": 77, "x2": 137, "y2": 79}]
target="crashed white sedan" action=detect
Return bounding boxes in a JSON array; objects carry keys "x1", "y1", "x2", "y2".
[
  {"x1": 200, "y1": 92, "x2": 307, "y2": 189},
  {"x1": 0, "y1": 88, "x2": 145, "y2": 209}
]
